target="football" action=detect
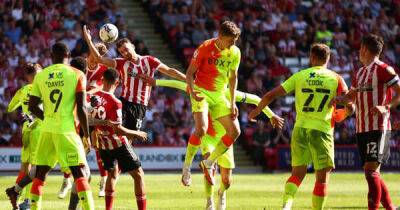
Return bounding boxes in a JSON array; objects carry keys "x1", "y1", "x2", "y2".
[{"x1": 99, "y1": 23, "x2": 119, "y2": 43}]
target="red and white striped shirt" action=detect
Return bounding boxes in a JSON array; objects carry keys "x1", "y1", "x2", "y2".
[
  {"x1": 115, "y1": 55, "x2": 161, "y2": 106},
  {"x1": 91, "y1": 91, "x2": 128, "y2": 150},
  {"x1": 351, "y1": 59, "x2": 399, "y2": 133},
  {"x1": 86, "y1": 64, "x2": 108, "y2": 92}
]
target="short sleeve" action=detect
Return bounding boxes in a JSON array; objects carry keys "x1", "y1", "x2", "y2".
[
  {"x1": 76, "y1": 72, "x2": 87, "y2": 93},
  {"x1": 147, "y1": 56, "x2": 162, "y2": 72},
  {"x1": 115, "y1": 58, "x2": 126, "y2": 75},
  {"x1": 380, "y1": 66, "x2": 399, "y2": 87},
  {"x1": 281, "y1": 73, "x2": 298, "y2": 93},
  {"x1": 336, "y1": 74, "x2": 348, "y2": 95},
  {"x1": 190, "y1": 44, "x2": 205, "y2": 68},
  {"x1": 30, "y1": 74, "x2": 42, "y2": 98},
  {"x1": 231, "y1": 47, "x2": 241, "y2": 72}
]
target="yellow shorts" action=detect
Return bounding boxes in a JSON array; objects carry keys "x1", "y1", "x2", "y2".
[
  {"x1": 20, "y1": 126, "x2": 41, "y2": 163},
  {"x1": 33, "y1": 131, "x2": 87, "y2": 170},
  {"x1": 190, "y1": 86, "x2": 231, "y2": 120}
]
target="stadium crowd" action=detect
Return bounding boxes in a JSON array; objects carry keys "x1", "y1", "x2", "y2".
[{"x1": 1, "y1": 0, "x2": 400, "y2": 168}]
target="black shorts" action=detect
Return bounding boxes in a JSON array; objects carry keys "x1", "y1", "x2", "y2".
[
  {"x1": 356, "y1": 130, "x2": 391, "y2": 165},
  {"x1": 99, "y1": 144, "x2": 141, "y2": 172},
  {"x1": 120, "y1": 98, "x2": 147, "y2": 130}
]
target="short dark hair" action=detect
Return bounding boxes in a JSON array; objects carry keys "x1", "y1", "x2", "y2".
[
  {"x1": 51, "y1": 42, "x2": 69, "y2": 63},
  {"x1": 219, "y1": 21, "x2": 241, "y2": 38},
  {"x1": 361, "y1": 34, "x2": 384, "y2": 55},
  {"x1": 25, "y1": 63, "x2": 42, "y2": 75},
  {"x1": 103, "y1": 68, "x2": 120, "y2": 84},
  {"x1": 70, "y1": 57, "x2": 87, "y2": 74},
  {"x1": 116, "y1": 38, "x2": 132, "y2": 49},
  {"x1": 310, "y1": 43, "x2": 330, "y2": 62}
]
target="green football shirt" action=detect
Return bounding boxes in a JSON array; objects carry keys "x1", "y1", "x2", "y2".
[
  {"x1": 30, "y1": 64, "x2": 86, "y2": 133},
  {"x1": 281, "y1": 66, "x2": 347, "y2": 134}
]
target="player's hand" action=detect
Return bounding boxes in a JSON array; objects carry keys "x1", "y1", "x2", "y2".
[
  {"x1": 82, "y1": 136, "x2": 91, "y2": 154},
  {"x1": 191, "y1": 91, "x2": 204, "y2": 101},
  {"x1": 82, "y1": 25, "x2": 92, "y2": 42},
  {"x1": 370, "y1": 105, "x2": 389, "y2": 115},
  {"x1": 231, "y1": 104, "x2": 239, "y2": 120},
  {"x1": 137, "y1": 74, "x2": 156, "y2": 86},
  {"x1": 270, "y1": 115, "x2": 284, "y2": 130},
  {"x1": 135, "y1": 131, "x2": 148, "y2": 142},
  {"x1": 90, "y1": 131, "x2": 99, "y2": 150},
  {"x1": 248, "y1": 108, "x2": 261, "y2": 122}
]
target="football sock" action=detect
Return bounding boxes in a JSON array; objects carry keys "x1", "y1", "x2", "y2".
[
  {"x1": 105, "y1": 189, "x2": 114, "y2": 210},
  {"x1": 23, "y1": 183, "x2": 32, "y2": 202},
  {"x1": 365, "y1": 170, "x2": 381, "y2": 210},
  {"x1": 380, "y1": 178, "x2": 395, "y2": 210},
  {"x1": 15, "y1": 175, "x2": 33, "y2": 193},
  {"x1": 136, "y1": 194, "x2": 147, "y2": 210},
  {"x1": 15, "y1": 171, "x2": 27, "y2": 203},
  {"x1": 184, "y1": 135, "x2": 201, "y2": 167},
  {"x1": 30, "y1": 178, "x2": 44, "y2": 210},
  {"x1": 219, "y1": 181, "x2": 228, "y2": 193},
  {"x1": 312, "y1": 182, "x2": 327, "y2": 210},
  {"x1": 75, "y1": 177, "x2": 95, "y2": 210},
  {"x1": 283, "y1": 175, "x2": 302, "y2": 205},
  {"x1": 204, "y1": 177, "x2": 214, "y2": 198},
  {"x1": 96, "y1": 150, "x2": 108, "y2": 177},
  {"x1": 208, "y1": 135, "x2": 233, "y2": 162}
]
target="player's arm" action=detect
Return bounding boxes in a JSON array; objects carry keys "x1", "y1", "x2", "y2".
[
  {"x1": 82, "y1": 25, "x2": 116, "y2": 68},
  {"x1": 7, "y1": 88, "x2": 22, "y2": 112},
  {"x1": 28, "y1": 96, "x2": 43, "y2": 120},
  {"x1": 107, "y1": 122, "x2": 147, "y2": 141},
  {"x1": 76, "y1": 92, "x2": 89, "y2": 138},
  {"x1": 158, "y1": 64, "x2": 186, "y2": 81},
  {"x1": 156, "y1": 79, "x2": 187, "y2": 91},
  {"x1": 229, "y1": 67, "x2": 239, "y2": 119},
  {"x1": 248, "y1": 85, "x2": 287, "y2": 122}
]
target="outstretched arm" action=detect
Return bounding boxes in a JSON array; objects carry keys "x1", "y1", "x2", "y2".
[
  {"x1": 82, "y1": 25, "x2": 116, "y2": 68},
  {"x1": 7, "y1": 88, "x2": 22, "y2": 112},
  {"x1": 248, "y1": 85, "x2": 287, "y2": 122},
  {"x1": 158, "y1": 64, "x2": 186, "y2": 81}
]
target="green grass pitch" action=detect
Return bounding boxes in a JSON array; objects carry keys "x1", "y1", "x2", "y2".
[{"x1": 1, "y1": 172, "x2": 399, "y2": 209}]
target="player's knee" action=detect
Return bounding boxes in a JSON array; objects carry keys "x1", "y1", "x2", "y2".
[
  {"x1": 194, "y1": 127, "x2": 207, "y2": 138},
  {"x1": 228, "y1": 126, "x2": 240, "y2": 139},
  {"x1": 221, "y1": 177, "x2": 232, "y2": 189},
  {"x1": 131, "y1": 168, "x2": 144, "y2": 181},
  {"x1": 28, "y1": 166, "x2": 36, "y2": 179}
]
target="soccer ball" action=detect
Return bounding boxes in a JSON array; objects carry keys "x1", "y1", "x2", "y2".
[{"x1": 99, "y1": 23, "x2": 119, "y2": 43}]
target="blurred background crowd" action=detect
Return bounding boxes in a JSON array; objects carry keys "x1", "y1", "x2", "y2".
[{"x1": 1, "y1": 0, "x2": 400, "y2": 169}]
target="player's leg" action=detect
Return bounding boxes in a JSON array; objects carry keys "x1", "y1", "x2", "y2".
[
  {"x1": 283, "y1": 127, "x2": 310, "y2": 210},
  {"x1": 116, "y1": 143, "x2": 146, "y2": 210},
  {"x1": 68, "y1": 164, "x2": 91, "y2": 210},
  {"x1": 203, "y1": 94, "x2": 240, "y2": 167},
  {"x1": 357, "y1": 131, "x2": 394, "y2": 210},
  {"x1": 57, "y1": 132, "x2": 94, "y2": 210},
  {"x1": 95, "y1": 149, "x2": 107, "y2": 197},
  {"x1": 308, "y1": 129, "x2": 335, "y2": 210},
  {"x1": 105, "y1": 168, "x2": 119, "y2": 210},
  {"x1": 58, "y1": 172, "x2": 72, "y2": 199},
  {"x1": 30, "y1": 165, "x2": 52, "y2": 210},
  {"x1": 98, "y1": 148, "x2": 119, "y2": 210},
  {"x1": 184, "y1": 96, "x2": 209, "y2": 185},
  {"x1": 201, "y1": 115, "x2": 239, "y2": 185},
  {"x1": 312, "y1": 168, "x2": 332, "y2": 210},
  {"x1": 218, "y1": 167, "x2": 232, "y2": 210},
  {"x1": 201, "y1": 151, "x2": 215, "y2": 210}
]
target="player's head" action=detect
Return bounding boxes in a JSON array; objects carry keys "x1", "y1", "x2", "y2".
[
  {"x1": 116, "y1": 38, "x2": 136, "y2": 60},
  {"x1": 70, "y1": 57, "x2": 88, "y2": 74},
  {"x1": 102, "y1": 68, "x2": 120, "y2": 91},
  {"x1": 25, "y1": 63, "x2": 42, "y2": 83},
  {"x1": 217, "y1": 21, "x2": 241, "y2": 49},
  {"x1": 360, "y1": 34, "x2": 384, "y2": 64},
  {"x1": 309, "y1": 43, "x2": 330, "y2": 66},
  {"x1": 51, "y1": 42, "x2": 70, "y2": 64}
]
